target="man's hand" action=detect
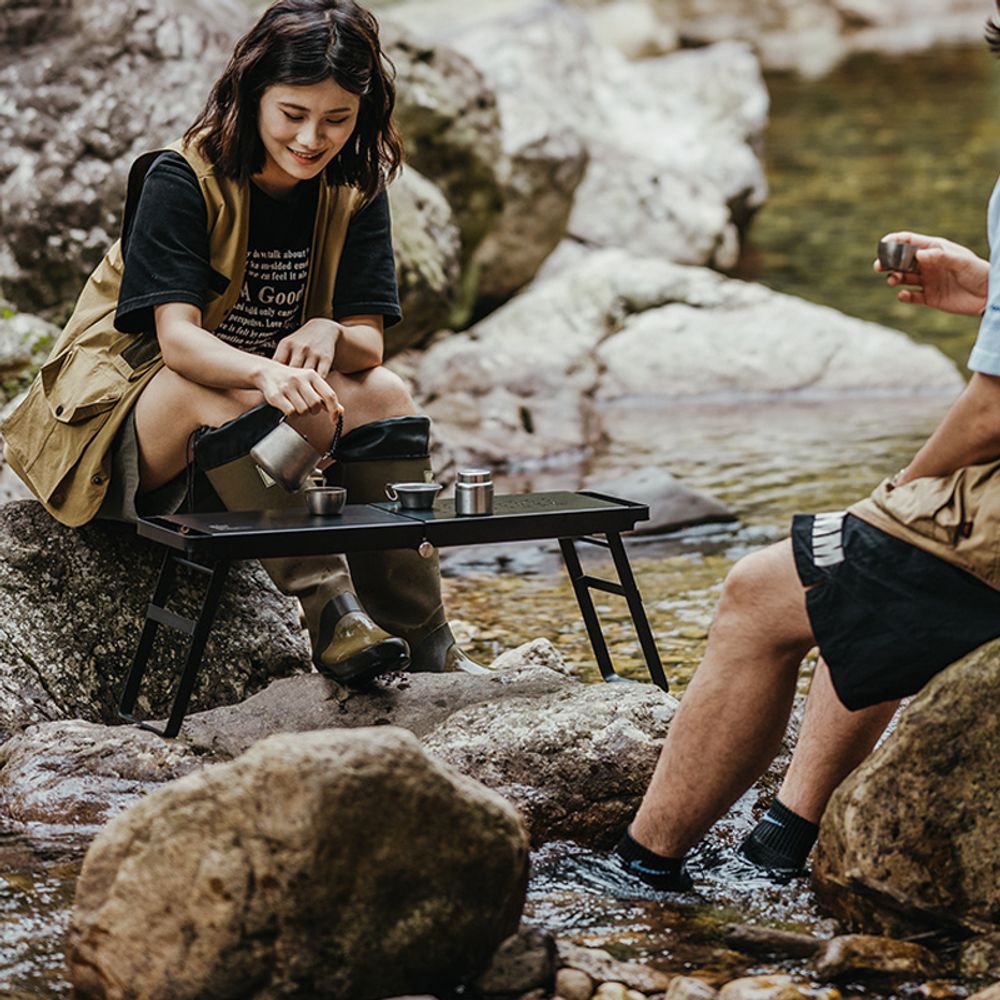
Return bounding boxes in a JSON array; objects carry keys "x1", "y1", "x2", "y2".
[
  {"x1": 272, "y1": 318, "x2": 341, "y2": 378},
  {"x1": 254, "y1": 359, "x2": 343, "y2": 421},
  {"x1": 874, "y1": 231, "x2": 989, "y2": 316}
]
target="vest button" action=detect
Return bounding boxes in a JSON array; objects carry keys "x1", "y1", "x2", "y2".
[
  {"x1": 91, "y1": 474, "x2": 103, "y2": 486},
  {"x1": 55, "y1": 405, "x2": 64, "y2": 416}
]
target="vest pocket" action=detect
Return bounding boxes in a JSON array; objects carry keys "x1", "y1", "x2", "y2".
[
  {"x1": 875, "y1": 469, "x2": 971, "y2": 546},
  {"x1": 41, "y1": 345, "x2": 127, "y2": 423}
]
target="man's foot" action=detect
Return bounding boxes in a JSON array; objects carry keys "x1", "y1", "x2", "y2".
[
  {"x1": 739, "y1": 798, "x2": 818, "y2": 877},
  {"x1": 613, "y1": 827, "x2": 693, "y2": 893}
]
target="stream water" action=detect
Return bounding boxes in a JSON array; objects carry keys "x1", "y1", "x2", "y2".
[{"x1": 3, "y1": 43, "x2": 998, "y2": 998}]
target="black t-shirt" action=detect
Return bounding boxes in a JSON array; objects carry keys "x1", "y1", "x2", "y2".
[{"x1": 115, "y1": 152, "x2": 402, "y2": 355}]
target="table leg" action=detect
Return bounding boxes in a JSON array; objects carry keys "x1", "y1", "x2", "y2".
[
  {"x1": 119, "y1": 552, "x2": 231, "y2": 738},
  {"x1": 558, "y1": 534, "x2": 669, "y2": 692},
  {"x1": 606, "y1": 532, "x2": 669, "y2": 692},
  {"x1": 558, "y1": 537, "x2": 618, "y2": 682}
]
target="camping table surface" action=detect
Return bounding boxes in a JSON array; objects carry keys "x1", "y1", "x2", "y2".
[{"x1": 122, "y1": 490, "x2": 669, "y2": 737}]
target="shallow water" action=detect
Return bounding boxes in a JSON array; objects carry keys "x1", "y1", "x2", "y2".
[{"x1": 2, "y1": 44, "x2": 996, "y2": 997}]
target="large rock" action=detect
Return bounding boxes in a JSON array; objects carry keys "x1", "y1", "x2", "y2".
[
  {"x1": 385, "y1": 20, "x2": 504, "y2": 283},
  {"x1": 0, "y1": 0, "x2": 245, "y2": 313},
  {"x1": 0, "y1": 500, "x2": 309, "y2": 742},
  {"x1": 813, "y1": 640, "x2": 1000, "y2": 934},
  {"x1": 177, "y1": 640, "x2": 679, "y2": 846},
  {"x1": 66, "y1": 727, "x2": 529, "y2": 1000},
  {"x1": 385, "y1": 2, "x2": 766, "y2": 280},
  {"x1": 0, "y1": 719, "x2": 200, "y2": 834},
  {"x1": 413, "y1": 248, "x2": 963, "y2": 466},
  {"x1": 650, "y1": 0, "x2": 987, "y2": 77},
  {"x1": 387, "y1": 166, "x2": 463, "y2": 354}
]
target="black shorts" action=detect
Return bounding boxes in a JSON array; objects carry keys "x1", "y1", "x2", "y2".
[{"x1": 791, "y1": 512, "x2": 1000, "y2": 710}]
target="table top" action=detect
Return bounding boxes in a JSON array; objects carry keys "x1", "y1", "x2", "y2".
[{"x1": 136, "y1": 490, "x2": 648, "y2": 560}]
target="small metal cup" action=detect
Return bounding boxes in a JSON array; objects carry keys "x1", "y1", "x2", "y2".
[
  {"x1": 877, "y1": 239, "x2": 918, "y2": 272},
  {"x1": 385, "y1": 481, "x2": 442, "y2": 511},
  {"x1": 304, "y1": 486, "x2": 347, "y2": 516}
]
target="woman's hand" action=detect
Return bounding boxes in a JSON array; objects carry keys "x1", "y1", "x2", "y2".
[
  {"x1": 254, "y1": 359, "x2": 343, "y2": 421},
  {"x1": 272, "y1": 318, "x2": 341, "y2": 378},
  {"x1": 874, "y1": 231, "x2": 989, "y2": 316}
]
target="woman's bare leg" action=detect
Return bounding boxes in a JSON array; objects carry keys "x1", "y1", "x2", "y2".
[
  {"x1": 630, "y1": 540, "x2": 816, "y2": 857},
  {"x1": 133, "y1": 365, "x2": 417, "y2": 492}
]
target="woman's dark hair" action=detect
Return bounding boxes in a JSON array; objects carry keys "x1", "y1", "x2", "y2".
[{"x1": 185, "y1": 0, "x2": 402, "y2": 201}]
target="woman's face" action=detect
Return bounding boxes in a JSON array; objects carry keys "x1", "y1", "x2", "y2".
[{"x1": 255, "y1": 79, "x2": 361, "y2": 197}]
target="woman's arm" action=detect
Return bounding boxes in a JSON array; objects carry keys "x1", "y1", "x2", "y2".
[
  {"x1": 271, "y1": 314, "x2": 385, "y2": 377},
  {"x1": 895, "y1": 372, "x2": 1000, "y2": 485},
  {"x1": 155, "y1": 302, "x2": 341, "y2": 418}
]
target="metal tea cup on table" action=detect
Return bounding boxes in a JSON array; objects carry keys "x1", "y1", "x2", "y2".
[
  {"x1": 385, "y1": 481, "x2": 443, "y2": 511},
  {"x1": 304, "y1": 485, "x2": 347, "y2": 516}
]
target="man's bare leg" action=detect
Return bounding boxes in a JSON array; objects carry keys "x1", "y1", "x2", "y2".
[
  {"x1": 776, "y1": 659, "x2": 899, "y2": 823},
  {"x1": 629, "y1": 539, "x2": 815, "y2": 859}
]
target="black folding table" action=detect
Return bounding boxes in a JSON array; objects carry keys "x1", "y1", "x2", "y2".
[{"x1": 120, "y1": 490, "x2": 668, "y2": 737}]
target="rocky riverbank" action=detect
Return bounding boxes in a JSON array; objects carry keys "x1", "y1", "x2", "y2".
[{"x1": 2, "y1": 0, "x2": 998, "y2": 995}]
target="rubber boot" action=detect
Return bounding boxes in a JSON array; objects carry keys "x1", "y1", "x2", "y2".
[
  {"x1": 329, "y1": 415, "x2": 488, "y2": 674},
  {"x1": 193, "y1": 404, "x2": 409, "y2": 684}
]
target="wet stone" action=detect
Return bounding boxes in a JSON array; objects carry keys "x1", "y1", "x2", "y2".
[
  {"x1": 557, "y1": 943, "x2": 672, "y2": 995},
  {"x1": 962, "y1": 932, "x2": 1000, "y2": 978},
  {"x1": 967, "y1": 985, "x2": 1000, "y2": 1000},
  {"x1": 556, "y1": 966, "x2": 596, "y2": 1000},
  {"x1": 476, "y1": 927, "x2": 557, "y2": 997},
  {"x1": 665, "y1": 978, "x2": 720, "y2": 1000},
  {"x1": 811, "y1": 934, "x2": 940, "y2": 982},
  {"x1": 717, "y1": 976, "x2": 838, "y2": 1000}
]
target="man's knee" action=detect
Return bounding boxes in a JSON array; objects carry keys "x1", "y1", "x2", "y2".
[{"x1": 713, "y1": 540, "x2": 810, "y2": 649}]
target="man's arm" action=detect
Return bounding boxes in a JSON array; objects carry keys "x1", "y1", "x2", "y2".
[{"x1": 896, "y1": 372, "x2": 1000, "y2": 485}]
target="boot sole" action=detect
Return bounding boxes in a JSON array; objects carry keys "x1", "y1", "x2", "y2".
[{"x1": 315, "y1": 639, "x2": 410, "y2": 686}]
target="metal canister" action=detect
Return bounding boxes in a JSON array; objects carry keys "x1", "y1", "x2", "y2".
[{"x1": 455, "y1": 467, "x2": 493, "y2": 516}]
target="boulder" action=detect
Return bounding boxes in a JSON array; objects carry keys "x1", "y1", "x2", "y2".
[
  {"x1": 413, "y1": 249, "x2": 963, "y2": 467},
  {"x1": 0, "y1": 306, "x2": 58, "y2": 406},
  {"x1": 585, "y1": 467, "x2": 737, "y2": 535},
  {"x1": 813, "y1": 640, "x2": 1000, "y2": 934},
  {"x1": 386, "y1": 3, "x2": 766, "y2": 282},
  {"x1": 387, "y1": 166, "x2": 463, "y2": 354},
  {"x1": 385, "y1": 19, "x2": 504, "y2": 271},
  {"x1": 0, "y1": 500, "x2": 309, "y2": 742},
  {"x1": 0, "y1": 719, "x2": 200, "y2": 834},
  {"x1": 0, "y1": 0, "x2": 245, "y2": 313},
  {"x1": 66, "y1": 727, "x2": 529, "y2": 1000},
  {"x1": 650, "y1": 0, "x2": 987, "y2": 77},
  {"x1": 177, "y1": 640, "x2": 679, "y2": 847}
]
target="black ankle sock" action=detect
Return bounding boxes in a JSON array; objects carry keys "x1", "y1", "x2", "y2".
[
  {"x1": 740, "y1": 798, "x2": 818, "y2": 871},
  {"x1": 614, "y1": 827, "x2": 692, "y2": 891}
]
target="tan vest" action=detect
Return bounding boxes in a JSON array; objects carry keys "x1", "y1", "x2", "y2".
[
  {"x1": 850, "y1": 460, "x2": 1000, "y2": 591},
  {"x1": 2, "y1": 140, "x2": 363, "y2": 526}
]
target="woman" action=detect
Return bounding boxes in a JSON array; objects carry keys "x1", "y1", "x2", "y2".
[{"x1": 2, "y1": 0, "x2": 479, "y2": 684}]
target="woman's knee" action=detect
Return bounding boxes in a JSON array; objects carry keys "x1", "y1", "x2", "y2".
[{"x1": 334, "y1": 365, "x2": 417, "y2": 420}]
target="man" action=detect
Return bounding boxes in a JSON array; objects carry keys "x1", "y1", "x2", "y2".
[{"x1": 615, "y1": 8, "x2": 1000, "y2": 891}]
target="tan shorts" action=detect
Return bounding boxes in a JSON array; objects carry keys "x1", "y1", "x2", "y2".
[{"x1": 96, "y1": 409, "x2": 188, "y2": 523}]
